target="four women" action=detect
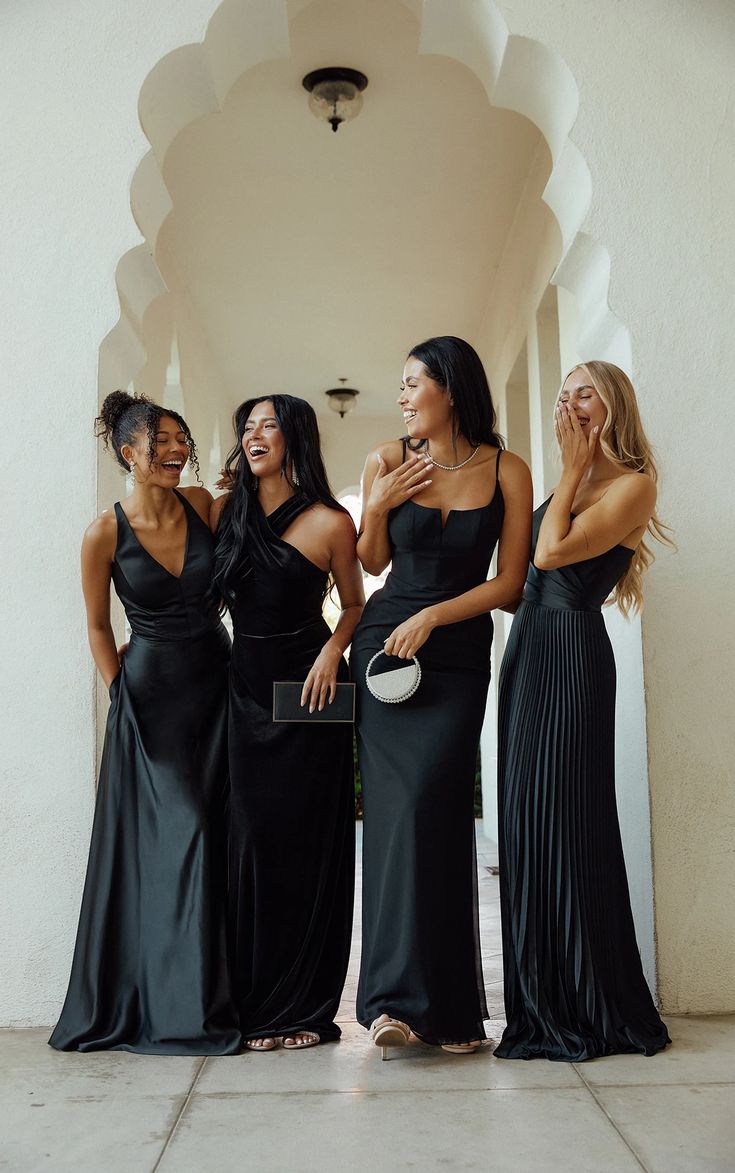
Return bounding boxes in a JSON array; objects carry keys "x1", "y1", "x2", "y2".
[{"x1": 52, "y1": 349, "x2": 671, "y2": 1064}]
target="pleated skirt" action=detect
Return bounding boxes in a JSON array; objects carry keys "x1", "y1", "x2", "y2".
[{"x1": 495, "y1": 600, "x2": 670, "y2": 1061}]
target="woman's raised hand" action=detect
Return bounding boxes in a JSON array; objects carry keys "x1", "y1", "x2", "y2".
[
  {"x1": 555, "y1": 402, "x2": 599, "y2": 478},
  {"x1": 366, "y1": 452, "x2": 433, "y2": 516}
]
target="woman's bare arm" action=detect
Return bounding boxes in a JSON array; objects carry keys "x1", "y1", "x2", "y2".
[
  {"x1": 80, "y1": 513, "x2": 121, "y2": 689},
  {"x1": 535, "y1": 474, "x2": 655, "y2": 569},
  {"x1": 301, "y1": 513, "x2": 366, "y2": 712}
]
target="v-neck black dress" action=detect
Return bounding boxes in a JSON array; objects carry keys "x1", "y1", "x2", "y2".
[
  {"x1": 225, "y1": 494, "x2": 355, "y2": 1043},
  {"x1": 49, "y1": 491, "x2": 239, "y2": 1055},
  {"x1": 495, "y1": 496, "x2": 671, "y2": 1061},
  {"x1": 351, "y1": 449, "x2": 505, "y2": 1045}
]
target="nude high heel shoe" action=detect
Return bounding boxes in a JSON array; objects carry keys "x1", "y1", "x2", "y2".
[{"x1": 371, "y1": 1017, "x2": 411, "y2": 1060}]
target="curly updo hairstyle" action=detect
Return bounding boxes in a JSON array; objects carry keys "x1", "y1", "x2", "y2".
[{"x1": 95, "y1": 390, "x2": 201, "y2": 482}]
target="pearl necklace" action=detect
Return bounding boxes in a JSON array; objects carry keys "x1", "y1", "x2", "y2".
[{"x1": 426, "y1": 444, "x2": 480, "y2": 472}]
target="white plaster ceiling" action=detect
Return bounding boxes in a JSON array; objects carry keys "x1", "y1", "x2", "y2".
[{"x1": 152, "y1": 0, "x2": 554, "y2": 415}]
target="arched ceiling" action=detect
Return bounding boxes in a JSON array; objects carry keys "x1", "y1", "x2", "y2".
[{"x1": 144, "y1": 0, "x2": 556, "y2": 415}]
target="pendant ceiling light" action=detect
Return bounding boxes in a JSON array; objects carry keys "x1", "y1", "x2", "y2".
[
  {"x1": 302, "y1": 68, "x2": 368, "y2": 133},
  {"x1": 325, "y1": 379, "x2": 360, "y2": 418}
]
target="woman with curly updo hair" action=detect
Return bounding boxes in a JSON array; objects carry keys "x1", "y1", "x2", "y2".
[
  {"x1": 49, "y1": 391, "x2": 240, "y2": 1055},
  {"x1": 496, "y1": 361, "x2": 673, "y2": 1062}
]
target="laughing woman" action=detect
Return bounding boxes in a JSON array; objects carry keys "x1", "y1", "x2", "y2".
[
  {"x1": 213, "y1": 395, "x2": 364, "y2": 1052},
  {"x1": 50, "y1": 391, "x2": 239, "y2": 1055},
  {"x1": 351, "y1": 336, "x2": 532, "y2": 1056},
  {"x1": 496, "y1": 361, "x2": 672, "y2": 1062}
]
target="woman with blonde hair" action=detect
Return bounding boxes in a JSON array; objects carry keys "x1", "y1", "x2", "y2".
[{"x1": 496, "y1": 360, "x2": 672, "y2": 1062}]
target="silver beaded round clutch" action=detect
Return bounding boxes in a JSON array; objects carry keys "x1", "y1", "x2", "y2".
[{"x1": 365, "y1": 651, "x2": 422, "y2": 704}]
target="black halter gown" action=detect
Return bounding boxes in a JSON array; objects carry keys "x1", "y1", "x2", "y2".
[
  {"x1": 495, "y1": 496, "x2": 671, "y2": 1061},
  {"x1": 351, "y1": 446, "x2": 505, "y2": 1045},
  {"x1": 49, "y1": 490, "x2": 239, "y2": 1055},
  {"x1": 225, "y1": 493, "x2": 355, "y2": 1043}
]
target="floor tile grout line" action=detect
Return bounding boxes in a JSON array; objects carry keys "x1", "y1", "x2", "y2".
[
  {"x1": 190, "y1": 1084, "x2": 603, "y2": 1099},
  {"x1": 151, "y1": 1057, "x2": 207, "y2": 1173},
  {"x1": 573, "y1": 1064, "x2": 651, "y2": 1173}
]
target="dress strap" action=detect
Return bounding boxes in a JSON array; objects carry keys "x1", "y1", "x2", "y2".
[{"x1": 173, "y1": 488, "x2": 208, "y2": 533}]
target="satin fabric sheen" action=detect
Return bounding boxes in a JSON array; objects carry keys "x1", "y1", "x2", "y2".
[
  {"x1": 351, "y1": 449, "x2": 505, "y2": 1045},
  {"x1": 226, "y1": 494, "x2": 354, "y2": 1043},
  {"x1": 49, "y1": 492, "x2": 240, "y2": 1055},
  {"x1": 495, "y1": 497, "x2": 671, "y2": 1061}
]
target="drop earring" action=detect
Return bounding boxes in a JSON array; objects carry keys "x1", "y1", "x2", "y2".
[{"x1": 292, "y1": 465, "x2": 300, "y2": 488}]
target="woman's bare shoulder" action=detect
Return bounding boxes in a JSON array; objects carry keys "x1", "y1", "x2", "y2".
[
  {"x1": 497, "y1": 448, "x2": 532, "y2": 486},
  {"x1": 179, "y1": 484, "x2": 214, "y2": 524},
  {"x1": 367, "y1": 438, "x2": 410, "y2": 472},
  {"x1": 83, "y1": 508, "x2": 118, "y2": 558},
  {"x1": 308, "y1": 503, "x2": 357, "y2": 539},
  {"x1": 210, "y1": 493, "x2": 230, "y2": 528}
]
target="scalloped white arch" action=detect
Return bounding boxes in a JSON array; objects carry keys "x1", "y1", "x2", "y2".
[{"x1": 101, "y1": 0, "x2": 632, "y2": 396}]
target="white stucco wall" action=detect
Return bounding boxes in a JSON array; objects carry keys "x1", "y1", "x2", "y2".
[
  {"x1": 0, "y1": 0, "x2": 227, "y2": 1027},
  {"x1": 495, "y1": 0, "x2": 735, "y2": 1013},
  {"x1": 1, "y1": 0, "x2": 733, "y2": 1024}
]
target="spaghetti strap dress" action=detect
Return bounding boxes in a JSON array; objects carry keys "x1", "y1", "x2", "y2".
[
  {"x1": 49, "y1": 491, "x2": 240, "y2": 1055},
  {"x1": 351, "y1": 445, "x2": 504, "y2": 1045},
  {"x1": 495, "y1": 496, "x2": 671, "y2": 1061},
  {"x1": 226, "y1": 493, "x2": 355, "y2": 1043}
]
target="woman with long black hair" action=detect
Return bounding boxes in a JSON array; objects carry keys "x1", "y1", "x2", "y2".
[
  {"x1": 351, "y1": 337, "x2": 532, "y2": 1056},
  {"x1": 50, "y1": 391, "x2": 239, "y2": 1055},
  {"x1": 212, "y1": 395, "x2": 364, "y2": 1051}
]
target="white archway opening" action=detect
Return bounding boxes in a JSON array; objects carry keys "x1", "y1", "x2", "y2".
[{"x1": 97, "y1": 0, "x2": 657, "y2": 992}]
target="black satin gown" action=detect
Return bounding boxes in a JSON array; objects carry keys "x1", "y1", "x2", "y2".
[
  {"x1": 49, "y1": 491, "x2": 239, "y2": 1055},
  {"x1": 226, "y1": 494, "x2": 354, "y2": 1043},
  {"x1": 351, "y1": 448, "x2": 505, "y2": 1045},
  {"x1": 495, "y1": 497, "x2": 671, "y2": 1061}
]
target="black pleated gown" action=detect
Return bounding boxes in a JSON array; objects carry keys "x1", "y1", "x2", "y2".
[
  {"x1": 50, "y1": 491, "x2": 240, "y2": 1054},
  {"x1": 352, "y1": 450, "x2": 504, "y2": 1045},
  {"x1": 496, "y1": 497, "x2": 671, "y2": 1061},
  {"x1": 226, "y1": 494, "x2": 355, "y2": 1043}
]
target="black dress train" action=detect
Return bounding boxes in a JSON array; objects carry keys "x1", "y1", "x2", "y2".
[
  {"x1": 495, "y1": 496, "x2": 671, "y2": 1061},
  {"x1": 50, "y1": 491, "x2": 240, "y2": 1054},
  {"x1": 352, "y1": 448, "x2": 505, "y2": 1045},
  {"x1": 226, "y1": 494, "x2": 355, "y2": 1043}
]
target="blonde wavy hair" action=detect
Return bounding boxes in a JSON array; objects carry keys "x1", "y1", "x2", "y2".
[{"x1": 557, "y1": 361, "x2": 674, "y2": 616}]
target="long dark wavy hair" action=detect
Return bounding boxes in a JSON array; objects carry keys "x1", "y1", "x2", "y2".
[
  {"x1": 406, "y1": 336, "x2": 504, "y2": 452},
  {"x1": 213, "y1": 394, "x2": 347, "y2": 605}
]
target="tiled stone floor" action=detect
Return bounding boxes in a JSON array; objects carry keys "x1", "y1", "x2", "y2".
[{"x1": 2, "y1": 826, "x2": 734, "y2": 1171}]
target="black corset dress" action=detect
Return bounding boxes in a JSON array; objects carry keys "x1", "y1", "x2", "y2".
[{"x1": 351, "y1": 450, "x2": 505, "y2": 1045}]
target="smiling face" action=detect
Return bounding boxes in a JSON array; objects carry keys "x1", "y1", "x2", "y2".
[
  {"x1": 398, "y1": 357, "x2": 454, "y2": 441},
  {"x1": 557, "y1": 368, "x2": 608, "y2": 434},
  {"x1": 122, "y1": 415, "x2": 189, "y2": 485},
  {"x1": 241, "y1": 400, "x2": 286, "y2": 478}
]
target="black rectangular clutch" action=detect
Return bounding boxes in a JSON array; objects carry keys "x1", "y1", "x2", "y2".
[{"x1": 272, "y1": 681, "x2": 356, "y2": 724}]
